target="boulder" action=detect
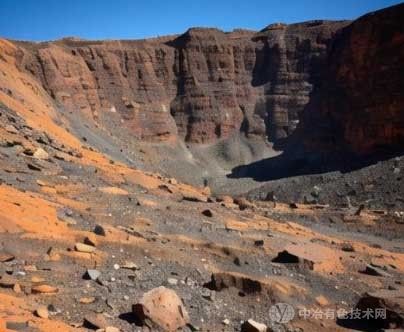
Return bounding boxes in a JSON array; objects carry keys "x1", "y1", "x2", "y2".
[
  {"x1": 132, "y1": 286, "x2": 189, "y2": 331},
  {"x1": 33, "y1": 148, "x2": 49, "y2": 160}
]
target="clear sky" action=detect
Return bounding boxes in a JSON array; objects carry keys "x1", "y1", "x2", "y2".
[{"x1": 0, "y1": 0, "x2": 402, "y2": 41}]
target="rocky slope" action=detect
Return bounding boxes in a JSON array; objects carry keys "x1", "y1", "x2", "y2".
[{"x1": 0, "y1": 100, "x2": 403, "y2": 332}]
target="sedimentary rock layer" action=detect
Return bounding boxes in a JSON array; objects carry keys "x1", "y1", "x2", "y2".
[
  {"x1": 11, "y1": 21, "x2": 347, "y2": 143},
  {"x1": 4, "y1": 4, "x2": 403, "y2": 155}
]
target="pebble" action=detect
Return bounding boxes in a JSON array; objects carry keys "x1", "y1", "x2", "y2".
[
  {"x1": 0, "y1": 251, "x2": 15, "y2": 262},
  {"x1": 121, "y1": 261, "x2": 139, "y2": 270},
  {"x1": 33, "y1": 147, "x2": 49, "y2": 160},
  {"x1": 84, "y1": 313, "x2": 108, "y2": 329},
  {"x1": 341, "y1": 243, "x2": 355, "y2": 252},
  {"x1": 35, "y1": 305, "x2": 49, "y2": 319},
  {"x1": 13, "y1": 283, "x2": 21, "y2": 293},
  {"x1": 75, "y1": 243, "x2": 96, "y2": 253},
  {"x1": 201, "y1": 209, "x2": 213, "y2": 217},
  {"x1": 32, "y1": 284, "x2": 59, "y2": 294},
  {"x1": 85, "y1": 269, "x2": 101, "y2": 281},
  {"x1": 105, "y1": 327, "x2": 120, "y2": 332},
  {"x1": 167, "y1": 278, "x2": 178, "y2": 285},
  {"x1": 254, "y1": 240, "x2": 264, "y2": 247},
  {"x1": 84, "y1": 234, "x2": 98, "y2": 247},
  {"x1": 79, "y1": 297, "x2": 96, "y2": 304},
  {"x1": 241, "y1": 319, "x2": 267, "y2": 332},
  {"x1": 94, "y1": 224, "x2": 106, "y2": 236}
]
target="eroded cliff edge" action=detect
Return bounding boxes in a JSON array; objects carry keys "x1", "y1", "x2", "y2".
[
  {"x1": 11, "y1": 20, "x2": 347, "y2": 144},
  {"x1": 3, "y1": 3, "x2": 403, "y2": 158}
]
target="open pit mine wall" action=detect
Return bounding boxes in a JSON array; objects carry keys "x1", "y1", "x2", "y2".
[
  {"x1": 12, "y1": 21, "x2": 347, "y2": 144},
  {"x1": 299, "y1": 3, "x2": 404, "y2": 155},
  {"x1": 10, "y1": 3, "x2": 404, "y2": 154}
]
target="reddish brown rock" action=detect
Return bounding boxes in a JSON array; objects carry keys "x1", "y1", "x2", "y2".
[
  {"x1": 300, "y1": 4, "x2": 404, "y2": 154},
  {"x1": 132, "y1": 286, "x2": 189, "y2": 331},
  {"x1": 6, "y1": 4, "x2": 403, "y2": 153},
  {"x1": 31, "y1": 284, "x2": 59, "y2": 294},
  {"x1": 14, "y1": 21, "x2": 347, "y2": 144},
  {"x1": 0, "y1": 251, "x2": 15, "y2": 262}
]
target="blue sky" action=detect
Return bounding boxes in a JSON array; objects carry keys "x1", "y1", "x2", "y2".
[{"x1": 0, "y1": 0, "x2": 402, "y2": 41}]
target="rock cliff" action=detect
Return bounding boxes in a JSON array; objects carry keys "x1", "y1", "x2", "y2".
[
  {"x1": 11, "y1": 20, "x2": 347, "y2": 143},
  {"x1": 4, "y1": 3, "x2": 403, "y2": 156},
  {"x1": 299, "y1": 3, "x2": 404, "y2": 155}
]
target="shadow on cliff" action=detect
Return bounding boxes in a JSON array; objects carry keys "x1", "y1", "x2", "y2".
[{"x1": 227, "y1": 147, "x2": 404, "y2": 182}]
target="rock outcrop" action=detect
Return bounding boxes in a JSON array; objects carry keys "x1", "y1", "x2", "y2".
[
  {"x1": 11, "y1": 20, "x2": 347, "y2": 144},
  {"x1": 299, "y1": 3, "x2": 404, "y2": 155},
  {"x1": 4, "y1": 4, "x2": 403, "y2": 155}
]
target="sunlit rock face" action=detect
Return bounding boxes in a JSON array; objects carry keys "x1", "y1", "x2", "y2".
[
  {"x1": 14, "y1": 20, "x2": 347, "y2": 144},
  {"x1": 11, "y1": 4, "x2": 404, "y2": 155}
]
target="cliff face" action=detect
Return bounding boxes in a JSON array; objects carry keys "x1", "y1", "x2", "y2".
[
  {"x1": 6, "y1": 4, "x2": 404, "y2": 155},
  {"x1": 300, "y1": 3, "x2": 404, "y2": 155},
  {"x1": 12, "y1": 20, "x2": 347, "y2": 143}
]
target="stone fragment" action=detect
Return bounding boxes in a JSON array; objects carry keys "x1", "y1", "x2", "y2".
[
  {"x1": 75, "y1": 243, "x2": 96, "y2": 253},
  {"x1": 105, "y1": 327, "x2": 120, "y2": 332},
  {"x1": 0, "y1": 251, "x2": 15, "y2": 262},
  {"x1": 33, "y1": 147, "x2": 49, "y2": 160},
  {"x1": 341, "y1": 243, "x2": 355, "y2": 252},
  {"x1": 35, "y1": 305, "x2": 49, "y2": 319},
  {"x1": 167, "y1": 278, "x2": 178, "y2": 285},
  {"x1": 79, "y1": 297, "x2": 96, "y2": 304},
  {"x1": 121, "y1": 261, "x2": 139, "y2": 270},
  {"x1": 94, "y1": 224, "x2": 106, "y2": 236},
  {"x1": 84, "y1": 313, "x2": 109, "y2": 329},
  {"x1": 13, "y1": 283, "x2": 21, "y2": 293},
  {"x1": 84, "y1": 234, "x2": 98, "y2": 247},
  {"x1": 241, "y1": 319, "x2": 267, "y2": 332},
  {"x1": 32, "y1": 284, "x2": 58, "y2": 294},
  {"x1": 132, "y1": 286, "x2": 189, "y2": 331},
  {"x1": 315, "y1": 295, "x2": 329, "y2": 307},
  {"x1": 84, "y1": 269, "x2": 101, "y2": 281},
  {"x1": 222, "y1": 319, "x2": 230, "y2": 325},
  {"x1": 254, "y1": 240, "x2": 264, "y2": 247}
]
